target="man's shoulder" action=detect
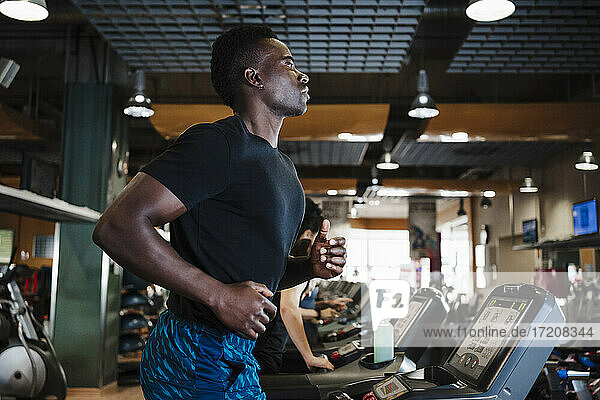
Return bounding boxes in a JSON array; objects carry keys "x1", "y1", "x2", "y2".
[{"x1": 183, "y1": 115, "x2": 239, "y2": 136}]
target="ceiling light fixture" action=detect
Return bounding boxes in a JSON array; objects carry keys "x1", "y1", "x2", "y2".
[
  {"x1": 480, "y1": 197, "x2": 492, "y2": 210},
  {"x1": 0, "y1": 0, "x2": 48, "y2": 21},
  {"x1": 440, "y1": 190, "x2": 470, "y2": 197},
  {"x1": 466, "y1": 0, "x2": 515, "y2": 22},
  {"x1": 519, "y1": 177, "x2": 538, "y2": 193},
  {"x1": 408, "y1": 69, "x2": 439, "y2": 119},
  {"x1": 451, "y1": 131, "x2": 469, "y2": 141},
  {"x1": 483, "y1": 190, "x2": 496, "y2": 198},
  {"x1": 0, "y1": 57, "x2": 19, "y2": 89},
  {"x1": 337, "y1": 132, "x2": 383, "y2": 142},
  {"x1": 327, "y1": 189, "x2": 338, "y2": 196},
  {"x1": 575, "y1": 151, "x2": 599, "y2": 171},
  {"x1": 457, "y1": 199, "x2": 467, "y2": 216},
  {"x1": 376, "y1": 188, "x2": 410, "y2": 197},
  {"x1": 239, "y1": 4, "x2": 266, "y2": 9},
  {"x1": 123, "y1": 70, "x2": 154, "y2": 118},
  {"x1": 376, "y1": 152, "x2": 399, "y2": 170},
  {"x1": 348, "y1": 189, "x2": 357, "y2": 196}
]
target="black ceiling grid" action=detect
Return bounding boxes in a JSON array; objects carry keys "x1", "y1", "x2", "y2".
[
  {"x1": 448, "y1": 0, "x2": 600, "y2": 74},
  {"x1": 279, "y1": 140, "x2": 368, "y2": 165},
  {"x1": 71, "y1": 0, "x2": 427, "y2": 73},
  {"x1": 391, "y1": 141, "x2": 569, "y2": 167}
]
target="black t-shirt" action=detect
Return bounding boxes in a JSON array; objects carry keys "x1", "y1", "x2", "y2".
[{"x1": 140, "y1": 115, "x2": 305, "y2": 328}]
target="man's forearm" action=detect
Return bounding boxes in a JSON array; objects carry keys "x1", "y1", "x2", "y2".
[
  {"x1": 93, "y1": 214, "x2": 221, "y2": 308},
  {"x1": 300, "y1": 307, "x2": 319, "y2": 321},
  {"x1": 278, "y1": 256, "x2": 313, "y2": 290}
]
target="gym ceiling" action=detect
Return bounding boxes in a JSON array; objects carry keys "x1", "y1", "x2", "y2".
[{"x1": 0, "y1": 0, "x2": 599, "y2": 197}]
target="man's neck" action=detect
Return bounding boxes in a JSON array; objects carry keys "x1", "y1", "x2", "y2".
[{"x1": 236, "y1": 107, "x2": 284, "y2": 148}]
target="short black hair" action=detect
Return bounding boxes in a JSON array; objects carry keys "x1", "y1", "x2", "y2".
[
  {"x1": 210, "y1": 25, "x2": 278, "y2": 109},
  {"x1": 297, "y1": 198, "x2": 324, "y2": 240}
]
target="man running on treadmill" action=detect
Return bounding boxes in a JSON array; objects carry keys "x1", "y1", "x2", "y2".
[{"x1": 93, "y1": 24, "x2": 347, "y2": 399}]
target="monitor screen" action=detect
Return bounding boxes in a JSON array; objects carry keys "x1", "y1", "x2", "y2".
[
  {"x1": 447, "y1": 297, "x2": 531, "y2": 381},
  {"x1": 522, "y1": 219, "x2": 538, "y2": 243},
  {"x1": 573, "y1": 200, "x2": 599, "y2": 236},
  {"x1": 0, "y1": 229, "x2": 14, "y2": 264}
]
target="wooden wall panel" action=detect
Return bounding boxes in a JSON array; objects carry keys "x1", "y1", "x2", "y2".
[{"x1": 350, "y1": 218, "x2": 408, "y2": 230}]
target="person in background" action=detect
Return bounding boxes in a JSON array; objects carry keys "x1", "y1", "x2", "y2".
[{"x1": 254, "y1": 198, "x2": 351, "y2": 373}]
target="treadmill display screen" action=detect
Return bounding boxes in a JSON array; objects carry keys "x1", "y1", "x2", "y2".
[
  {"x1": 373, "y1": 375, "x2": 408, "y2": 400},
  {"x1": 338, "y1": 342, "x2": 358, "y2": 357},
  {"x1": 392, "y1": 299, "x2": 426, "y2": 347},
  {"x1": 448, "y1": 297, "x2": 530, "y2": 381}
]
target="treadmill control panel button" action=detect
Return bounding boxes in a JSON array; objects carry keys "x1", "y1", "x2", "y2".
[{"x1": 373, "y1": 375, "x2": 408, "y2": 400}]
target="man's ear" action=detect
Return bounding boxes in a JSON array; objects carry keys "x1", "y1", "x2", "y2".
[{"x1": 243, "y1": 68, "x2": 264, "y2": 89}]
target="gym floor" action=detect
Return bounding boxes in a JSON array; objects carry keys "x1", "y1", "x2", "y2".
[{"x1": 67, "y1": 385, "x2": 144, "y2": 399}]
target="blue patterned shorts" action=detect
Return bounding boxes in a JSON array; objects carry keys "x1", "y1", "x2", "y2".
[{"x1": 140, "y1": 310, "x2": 266, "y2": 400}]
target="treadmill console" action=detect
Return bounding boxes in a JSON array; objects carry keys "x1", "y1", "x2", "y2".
[
  {"x1": 392, "y1": 298, "x2": 426, "y2": 346},
  {"x1": 369, "y1": 284, "x2": 565, "y2": 400},
  {"x1": 328, "y1": 341, "x2": 363, "y2": 368},
  {"x1": 446, "y1": 296, "x2": 530, "y2": 381},
  {"x1": 390, "y1": 288, "x2": 449, "y2": 350}
]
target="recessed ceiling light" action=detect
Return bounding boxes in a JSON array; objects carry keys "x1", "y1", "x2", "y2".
[
  {"x1": 440, "y1": 190, "x2": 470, "y2": 197},
  {"x1": 239, "y1": 4, "x2": 266, "y2": 9},
  {"x1": 337, "y1": 132, "x2": 383, "y2": 142},
  {"x1": 327, "y1": 189, "x2": 338, "y2": 196},
  {"x1": 376, "y1": 188, "x2": 410, "y2": 197},
  {"x1": 483, "y1": 190, "x2": 496, "y2": 198},
  {"x1": 348, "y1": 189, "x2": 357, "y2": 196},
  {"x1": 452, "y1": 132, "x2": 469, "y2": 141}
]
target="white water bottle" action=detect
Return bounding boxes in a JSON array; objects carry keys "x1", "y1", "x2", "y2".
[{"x1": 374, "y1": 321, "x2": 394, "y2": 363}]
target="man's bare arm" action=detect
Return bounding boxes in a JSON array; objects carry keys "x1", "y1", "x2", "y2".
[{"x1": 93, "y1": 172, "x2": 276, "y2": 339}]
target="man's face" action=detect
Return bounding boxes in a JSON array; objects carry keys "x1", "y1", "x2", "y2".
[{"x1": 256, "y1": 38, "x2": 310, "y2": 117}]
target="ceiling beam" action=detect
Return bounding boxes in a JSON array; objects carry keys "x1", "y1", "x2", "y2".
[
  {"x1": 300, "y1": 177, "x2": 518, "y2": 195},
  {"x1": 382, "y1": 178, "x2": 518, "y2": 194},
  {"x1": 149, "y1": 103, "x2": 390, "y2": 141},
  {"x1": 300, "y1": 178, "x2": 357, "y2": 193},
  {"x1": 350, "y1": 218, "x2": 408, "y2": 230},
  {"x1": 423, "y1": 103, "x2": 600, "y2": 141}
]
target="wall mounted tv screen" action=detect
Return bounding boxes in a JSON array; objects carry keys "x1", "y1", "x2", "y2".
[
  {"x1": 522, "y1": 219, "x2": 538, "y2": 243},
  {"x1": 0, "y1": 229, "x2": 14, "y2": 265},
  {"x1": 573, "y1": 199, "x2": 599, "y2": 236}
]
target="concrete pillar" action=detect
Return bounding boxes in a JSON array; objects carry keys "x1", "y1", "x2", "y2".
[{"x1": 53, "y1": 83, "x2": 127, "y2": 387}]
